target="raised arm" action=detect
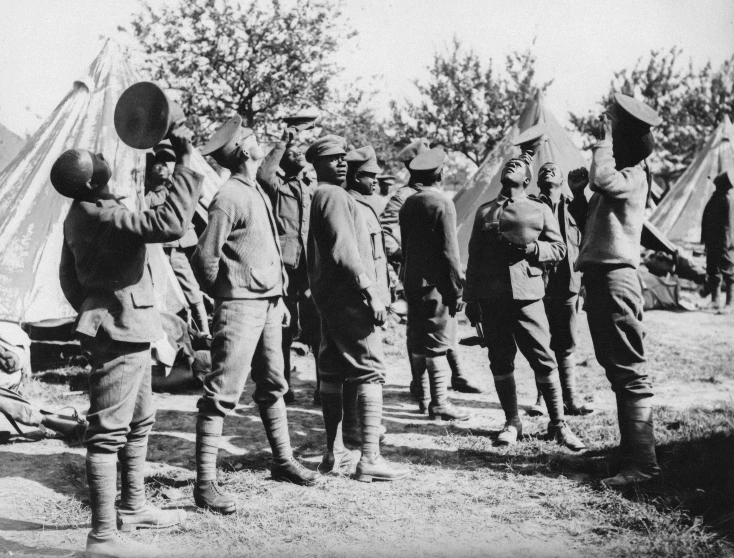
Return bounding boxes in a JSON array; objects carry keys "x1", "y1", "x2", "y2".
[
  {"x1": 589, "y1": 139, "x2": 646, "y2": 200},
  {"x1": 256, "y1": 141, "x2": 288, "y2": 202}
]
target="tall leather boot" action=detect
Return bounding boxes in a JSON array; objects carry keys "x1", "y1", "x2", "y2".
[
  {"x1": 558, "y1": 356, "x2": 593, "y2": 415},
  {"x1": 354, "y1": 384, "x2": 409, "y2": 482},
  {"x1": 427, "y1": 355, "x2": 470, "y2": 421},
  {"x1": 260, "y1": 399, "x2": 322, "y2": 486},
  {"x1": 447, "y1": 348, "x2": 482, "y2": 393},
  {"x1": 493, "y1": 372, "x2": 523, "y2": 445},
  {"x1": 85, "y1": 452, "x2": 160, "y2": 558},
  {"x1": 602, "y1": 395, "x2": 660, "y2": 488},
  {"x1": 190, "y1": 301, "x2": 210, "y2": 336},
  {"x1": 318, "y1": 381, "x2": 361, "y2": 475},
  {"x1": 193, "y1": 413, "x2": 236, "y2": 515},
  {"x1": 117, "y1": 442, "x2": 186, "y2": 531},
  {"x1": 538, "y1": 370, "x2": 586, "y2": 452}
]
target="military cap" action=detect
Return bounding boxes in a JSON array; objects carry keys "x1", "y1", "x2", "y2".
[
  {"x1": 397, "y1": 138, "x2": 430, "y2": 164},
  {"x1": 612, "y1": 93, "x2": 662, "y2": 129},
  {"x1": 346, "y1": 145, "x2": 382, "y2": 174},
  {"x1": 499, "y1": 198, "x2": 544, "y2": 245},
  {"x1": 283, "y1": 109, "x2": 321, "y2": 131},
  {"x1": 305, "y1": 134, "x2": 347, "y2": 163},
  {"x1": 513, "y1": 123, "x2": 548, "y2": 148},
  {"x1": 713, "y1": 169, "x2": 734, "y2": 190},
  {"x1": 409, "y1": 147, "x2": 447, "y2": 173},
  {"x1": 200, "y1": 115, "x2": 254, "y2": 157},
  {"x1": 377, "y1": 174, "x2": 396, "y2": 185}
]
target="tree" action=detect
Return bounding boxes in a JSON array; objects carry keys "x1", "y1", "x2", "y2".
[
  {"x1": 570, "y1": 48, "x2": 734, "y2": 186},
  {"x1": 390, "y1": 38, "x2": 552, "y2": 168},
  {"x1": 127, "y1": 0, "x2": 355, "y2": 141}
]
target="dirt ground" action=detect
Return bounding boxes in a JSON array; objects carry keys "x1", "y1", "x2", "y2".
[{"x1": 1, "y1": 307, "x2": 733, "y2": 558}]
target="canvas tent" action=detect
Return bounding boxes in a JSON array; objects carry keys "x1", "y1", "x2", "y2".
[
  {"x1": 649, "y1": 115, "x2": 734, "y2": 244},
  {"x1": 0, "y1": 123, "x2": 24, "y2": 173},
  {"x1": 453, "y1": 91, "x2": 588, "y2": 264},
  {"x1": 0, "y1": 41, "x2": 222, "y2": 327}
]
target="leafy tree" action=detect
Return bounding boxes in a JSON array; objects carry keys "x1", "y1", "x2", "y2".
[
  {"x1": 570, "y1": 48, "x2": 734, "y2": 186},
  {"x1": 391, "y1": 38, "x2": 552, "y2": 167},
  {"x1": 127, "y1": 0, "x2": 355, "y2": 141}
]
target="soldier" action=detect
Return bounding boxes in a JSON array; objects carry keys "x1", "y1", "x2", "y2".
[
  {"x1": 308, "y1": 139, "x2": 408, "y2": 482},
  {"x1": 528, "y1": 162, "x2": 593, "y2": 416},
  {"x1": 382, "y1": 139, "x2": 481, "y2": 398},
  {"x1": 256, "y1": 125, "x2": 315, "y2": 403},
  {"x1": 573, "y1": 93, "x2": 662, "y2": 487},
  {"x1": 55, "y1": 125, "x2": 201, "y2": 558},
  {"x1": 700, "y1": 169, "x2": 734, "y2": 313},
  {"x1": 399, "y1": 148, "x2": 470, "y2": 420},
  {"x1": 192, "y1": 116, "x2": 321, "y2": 516},
  {"x1": 463, "y1": 136, "x2": 586, "y2": 451},
  {"x1": 144, "y1": 145, "x2": 210, "y2": 335},
  {"x1": 365, "y1": 173, "x2": 395, "y2": 217}
]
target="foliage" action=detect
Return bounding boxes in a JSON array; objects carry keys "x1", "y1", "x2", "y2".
[
  {"x1": 391, "y1": 38, "x2": 552, "y2": 167},
  {"x1": 127, "y1": 0, "x2": 355, "y2": 141},
  {"x1": 570, "y1": 48, "x2": 734, "y2": 186}
]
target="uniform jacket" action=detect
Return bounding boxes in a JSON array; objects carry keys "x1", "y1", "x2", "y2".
[
  {"x1": 464, "y1": 192, "x2": 566, "y2": 302},
  {"x1": 308, "y1": 184, "x2": 390, "y2": 310},
  {"x1": 540, "y1": 193, "x2": 583, "y2": 296},
  {"x1": 380, "y1": 183, "x2": 419, "y2": 259},
  {"x1": 256, "y1": 141, "x2": 314, "y2": 269},
  {"x1": 701, "y1": 188, "x2": 734, "y2": 251},
  {"x1": 59, "y1": 165, "x2": 204, "y2": 343},
  {"x1": 575, "y1": 139, "x2": 649, "y2": 271},
  {"x1": 145, "y1": 182, "x2": 199, "y2": 249},
  {"x1": 192, "y1": 174, "x2": 286, "y2": 300},
  {"x1": 399, "y1": 185, "x2": 463, "y2": 303},
  {"x1": 365, "y1": 193, "x2": 389, "y2": 217}
]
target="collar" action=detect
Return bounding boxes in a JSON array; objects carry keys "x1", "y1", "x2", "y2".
[
  {"x1": 230, "y1": 173, "x2": 256, "y2": 187},
  {"x1": 497, "y1": 191, "x2": 528, "y2": 204}
]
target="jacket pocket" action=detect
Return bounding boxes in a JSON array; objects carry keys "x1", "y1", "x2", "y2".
[
  {"x1": 130, "y1": 289, "x2": 156, "y2": 308},
  {"x1": 248, "y1": 262, "x2": 281, "y2": 292},
  {"x1": 527, "y1": 264, "x2": 543, "y2": 277}
]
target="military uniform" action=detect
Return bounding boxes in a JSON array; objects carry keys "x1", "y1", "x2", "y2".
[
  {"x1": 257, "y1": 140, "x2": 316, "y2": 394},
  {"x1": 701, "y1": 170, "x2": 734, "y2": 309}
]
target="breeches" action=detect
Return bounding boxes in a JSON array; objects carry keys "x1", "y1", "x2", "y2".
[
  {"x1": 406, "y1": 286, "x2": 457, "y2": 357},
  {"x1": 81, "y1": 334, "x2": 154, "y2": 454},
  {"x1": 197, "y1": 298, "x2": 288, "y2": 417},
  {"x1": 583, "y1": 266, "x2": 653, "y2": 398},
  {"x1": 479, "y1": 298, "x2": 557, "y2": 378},
  {"x1": 318, "y1": 299, "x2": 386, "y2": 385},
  {"x1": 706, "y1": 246, "x2": 734, "y2": 284},
  {"x1": 543, "y1": 293, "x2": 579, "y2": 369},
  {"x1": 165, "y1": 247, "x2": 204, "y2": 305}
]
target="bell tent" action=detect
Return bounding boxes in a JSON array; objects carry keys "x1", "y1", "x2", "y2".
[
  {"x1": 0, "y1": 41, "x2": 221, "y2": 327},
  {"x1": 0, "y1": 122, "x2": 24, "y2": 173},
  {"x1": 649, "y1": 115, "x2": 734, "y2": 244}
]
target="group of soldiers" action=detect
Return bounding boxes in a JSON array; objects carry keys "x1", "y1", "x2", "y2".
[{"x1": 51, "y1": 91, "x2": 672, "y2": 558}]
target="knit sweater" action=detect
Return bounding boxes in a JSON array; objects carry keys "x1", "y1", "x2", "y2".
[
  {"x1": 192, "y1": 174, "x2": 285, "y2": 299},
  {"x1": 575, "y1": 139, "x2": 649, "y2": 271}
]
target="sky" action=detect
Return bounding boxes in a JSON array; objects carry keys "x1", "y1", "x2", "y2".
[{"x1": 0, "y1": 0, "x2": 733, "y2": 138}]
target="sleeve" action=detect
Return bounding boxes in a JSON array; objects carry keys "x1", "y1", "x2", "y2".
[
  {"x1": 256, "y1": 141, "x2": 288, "y2": 202},
  {"x1": 314, "y1": 189, "x2": 372, "y2": 291},
  {"x1": 437, "y1": 200, "x2": 464, "y2": 301},
  {"x1": 534, "y1": 203, "x2": 567, "y2": 264},
  {"x1": 191, "y1": 201, "x2": 235, "y2": 296},
  {"x1": 59, "y1": 238, "x2": 85, "y2": 312},
  {"x1": 463, "y1": 209, "x2": 485, "y2": 302},
  {"x1": 589, "y1": 139, "x2": 646, "y2": 200},
  {"x1": 98, "y1": 165, "x2": 204, "y2": 243}
]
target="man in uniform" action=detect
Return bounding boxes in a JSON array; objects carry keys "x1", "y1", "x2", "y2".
[
  {"x1": 55, "y1": 125, "x2": 201, "y2": 558},
  {"x1": 464, "y1": 136, "x2": 586, "y2": 451},
  {"x1": 365, "y1": 173, "x2": 395, "y2": 217},
  {"x1": 192, "y1": 116, "x2": 321, "y2": 516},
  {"x1": 382, "y1": 139, "x2": 481, "y2": 399},
  {"x1": 144, "y1": 144, "x2": 210, "y2": 335},
  {"x1": 308, "y1": 139, "x2": 408, "y2": 482},
  {"x1": 573, "y1": 93, "x2": 662, "y2": 487},
  {"x1": 700, "y1": 169, "x2": 734, "y2": 313},
  {"x1": 399, "y1": 148, "x2": 470, "y2": 420},
  {"x1": 528, "y1": 162, "x2": 593, "y2": 416},
  {"x1": 256, "y1": 125, "x2": 314, "y2": 403}
]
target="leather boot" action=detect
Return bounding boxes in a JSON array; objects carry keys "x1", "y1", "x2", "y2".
[
  {"x1": 191, "y1": 301, "x2": 210, "y2": 336},
  {"x1": 194, "y1": 413, "x2": 236, "y2": 515},
  {"x1": 447, "y1": 348, "x2": 482, "y2": 393},
  {"x1": 427, "y1": 355, "x2": 470, "y2": 421},
  {"x1": 354, "y1": 384, "x2": 408, "y2": 483},
  {"x1": 536, "y1": 370, "x2": 566, "y2": 423},
  {"x1": 603, "y1": 395, "x2": 660, "y2": 487},
  {"x1": 118, "y1": 504, "x2": 187, "y2": 532},
  {"x1": 260, "y1": 399, "x2": 322, "y2": 486},
  {"x1": 558, "y1": 359, "x2": 593, "y2": 416},
  {"x1": 547, "y1": 421, "x2": 587, "y2": 451},
  {"x1": 318, "y1": 382, "x2": 360, "y2": 476},
  {"x1": 493, "y1": 373, "x2": 522, "y2": 441}
]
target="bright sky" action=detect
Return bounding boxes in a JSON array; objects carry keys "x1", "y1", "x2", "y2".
[{"x1": 0, "y1": 0, "x2": 733, "y2": 138}]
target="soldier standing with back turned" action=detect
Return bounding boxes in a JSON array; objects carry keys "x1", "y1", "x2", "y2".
[{"x1": 701, "y1": 169, "x2": 734, "y2": 313}]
